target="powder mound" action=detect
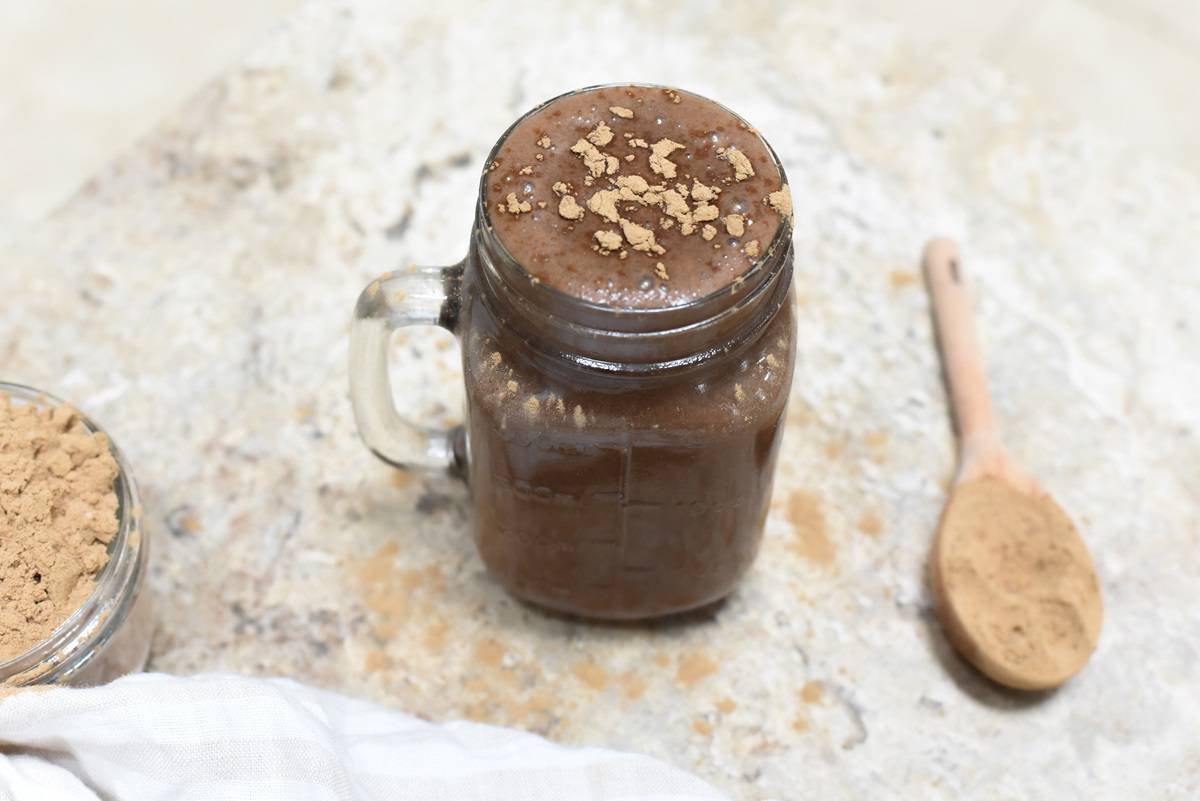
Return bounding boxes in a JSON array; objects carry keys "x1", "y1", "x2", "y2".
[
  {"x1": 932, "y1": 477, "x2": 1102, "y2": 690},
  {"x1": 0, "y1": 394, "x2": 119, "y2": 663}
]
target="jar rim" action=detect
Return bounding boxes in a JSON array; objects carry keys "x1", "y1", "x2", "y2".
[
  {"x1": 476, "y1": 82, "x2": 793, "y2": 333},
  {"x1": 0, "y1": 381, "x2": 148, "y2": 685}
]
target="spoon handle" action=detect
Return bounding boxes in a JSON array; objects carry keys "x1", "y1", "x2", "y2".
[{"x1": 922, "y1": 239, "x2": 1001, "y2": 455}]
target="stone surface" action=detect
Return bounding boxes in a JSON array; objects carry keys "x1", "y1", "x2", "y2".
[{"x1": 1, "y1": 1, "x2": 1198, "y2": 798}]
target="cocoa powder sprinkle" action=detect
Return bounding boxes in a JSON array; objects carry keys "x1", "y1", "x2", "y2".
[
  {"x1": 767, "y1": 186, "x2": 792, "y2": 219},
  {"x1": 648, "y1": 138, "x2": 685, "y2": 179},
  {"x1": 719, "y1": 147, "x2": 755, "y2": 181},
  {"x1": 558, "y1": 195, "x2": 585, "y2": 221}
]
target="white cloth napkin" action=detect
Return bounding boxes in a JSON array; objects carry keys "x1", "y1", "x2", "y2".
[{"x1": 0, "y1": 673, "x2": 730, "y2": 801}]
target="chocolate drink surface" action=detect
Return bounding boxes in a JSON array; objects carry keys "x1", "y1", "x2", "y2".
[
  {"x1": 486, "y1": 85, "x2": 791, "y2": 308},
  {"x1": 462, "y1": 85, "x2": 795, "y2": 618}
]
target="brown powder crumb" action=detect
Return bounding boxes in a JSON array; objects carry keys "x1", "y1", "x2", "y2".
[
  {"x1": 423, "y1": 620, "x2": 449, "y2": 652},
  {"x1": 857, "y1": 512, "x2": 883, "y2": 538},
  {"x1": 572, "y1": 405, "x2": 587, "y2": 429},
  {"x1": 823, "y1": 438, "x2": 845, "y2": 459},
  {"x1": 557, "y1": 195, "x2": 585, "y2": 221},
  {"x1": 586, "y1": 189, "x2": 622, "y2": 223},
  {"x1": 629, "y1": 137, "x2": 649, "y2": 149},
  {"x1": 932, "y1": 478, "x2": 1103, "y2": 690},
  {"x1": 659, "y1": 189, "x2": 691, "y2": 227},
  {"x1": 734, "y1": 384, "x2": 745, "y2": 402},
  {"x1": 767, "y1": 186, "x2": 792, "y2": 218},
  {"x1": 654, "y1": 262, "x2": 670, "y2": 281},
  {"x1": 691, "y1": 718, "x2": 713, "y2": 736},
  {"x1": 536, "y1": 200, "x2": 547, "y2": 209},
  {"x1": 692, "y1": 203, "x2": 719, "y2": 223},
  {"x1": 473, "y1": 638, "x2": 506, "y2": 668},
  {"x1": 0, "y1": 395, "x2": 119, "y2": 662},
  {"x1": 675, "y1": 652, "x2": 718, "y2": 687},
  {"x1": 535, "y1": 153, "x2": 544, "y2": 162},
  {"x1": 570, "y1": 138, "x2": 618, "y2": 177},
  {"x1": 487, "y1": 351, "x2": 502, "y2": 368},
  {"x1": 586, "y1": 122, "x2": 614, "y2": 147},
  {"x1": 648, "y1": 138, "x2": 685, "y2": 179},
  {"x1": 364, "y1": 648, "x2": 391, "y2": 672},
  {"x1": 864, "y1": 430, "x2": 889, "y2": 465},
  {"x1": 619, "y1": 219, "x2": 665, "y2": 254},
  {"x1": 615, "y1": 174, "x2": 651, "y2": 195},
  {"x1": 624, "y1": 154, "x2": 635, "y2": 162},
  {"x1": 719, "y1": 147, "x2": 755, "y2": 181},
  {"x1": 504, "y1": 192, "x2": 532, "y2": 214},
  {"x1": 523, "y1": 396, "x2": 540, "y2": 419},
  {"x1": 571, "y1": 660, "x2": 610, "y2": 691},
  {"x1": 786, "y1": 490, "x2": 835, "y2": 567},
  {"x1": 724, "y1": 214, "x2": 745, "y2": 237},
  {"x1": 518, "y1": 166, "x2": 533, "y2": 176},
  {"x1": 744, "y1": 239, "x2": 761, "y2": 257},
  {"x1": 888, "y1": 269, "x2": 919, "y2": 288},
  {"x1": 551, "y1": 181, "x2": 570, "y2": 196},
  {"x1": 537, "y1": 135, "x2": 551, "y2": 148},
  {"x1": 594, "y1": 229, "x2": 622, "y2": 253},
  {"x1": 505, "y1": 380, "x2": 519, "y2": 394},
  {"x1": 609, "y1": 105, "x2": 634, "y2": 119},
  {"x1": 715, "y1": 697, "x2": 737, "y2": 714},
  {"x1": 621, "y1": 672, "x2": 647, "y2": 700},
  {"x1": 800, "y1": 681, "x2": 823, "y2": 704},
  {"x1": 690, "y1": 179, "x2": 719, "y2": 202},
  {"x1": 701, "y1": 224, "x2": 717, "y2": 241}
]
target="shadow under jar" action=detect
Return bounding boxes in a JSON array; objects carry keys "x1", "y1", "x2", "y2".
[{"x1": 351, "y1": 85, "x2": 796, "y2": 619}]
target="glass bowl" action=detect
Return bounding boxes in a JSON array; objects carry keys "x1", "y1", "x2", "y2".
[{"x1": 0, "y1": 381, "x2": 153, "y2": 686}]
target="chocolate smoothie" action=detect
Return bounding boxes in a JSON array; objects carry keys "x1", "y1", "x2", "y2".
[
  {"x1": 485, "y1": 85, "x2": 792, "y2": 308},
  {"x1": 460, "y1": 85, "x2": 795, "y2": 618}
]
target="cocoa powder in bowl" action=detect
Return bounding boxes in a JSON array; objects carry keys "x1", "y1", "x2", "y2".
[{"x1": 0, "y1": 393, "x2": 119, "y2": 663}]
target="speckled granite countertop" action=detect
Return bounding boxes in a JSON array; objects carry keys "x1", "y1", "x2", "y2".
[{"x1": 2, "y1": 1, "x2": 1198, "y2": 797}]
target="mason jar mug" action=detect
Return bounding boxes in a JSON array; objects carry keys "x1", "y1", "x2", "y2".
[{"x1": 350, "y1": 85, "x2": 796, "y2": 619}]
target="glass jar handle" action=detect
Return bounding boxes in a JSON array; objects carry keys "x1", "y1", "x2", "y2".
[{"x1": 349, "y1": 262, "x2": 465, "y2": 471}]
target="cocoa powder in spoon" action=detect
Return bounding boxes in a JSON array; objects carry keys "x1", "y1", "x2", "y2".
[{"x1": 932, "y1": 477, "x2": 1103, "y2": 690}]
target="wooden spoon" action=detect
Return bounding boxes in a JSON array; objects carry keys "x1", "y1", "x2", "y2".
[{"x1": 923, "y1": 238, "x2": 1103, "y2": 691}]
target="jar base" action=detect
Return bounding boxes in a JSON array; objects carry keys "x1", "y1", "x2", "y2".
[{"x1": 493, "y1": 577, "x2": 741, "y2": 622}]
